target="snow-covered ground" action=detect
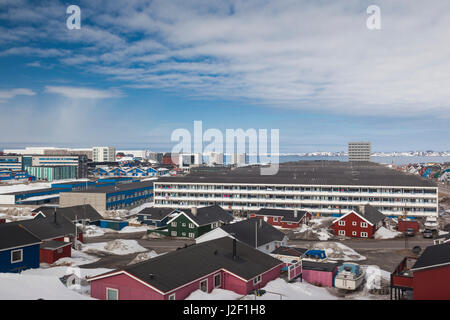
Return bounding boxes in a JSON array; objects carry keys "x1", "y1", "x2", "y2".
[
  {"x1": 0, "y1": 272, "x2": 93, "y2": 300},
  {"x1": 294, "y1": 217, "x2": 334, "y2": 240},
  {"x1": 49, "y1": 250, "x2": 100, "y2": 267},
  {"x1": 81, "y1": 239, "x2": 147, "y2": 256},
  {"x1": 119, "y1": 226, "x2": 148, "y2": 233},
  {"x1": 0, "y1": 179, "x2": 89, "y2": 195},
  {"x1": 127, "y1": 250, "x2": 161, "y2": 265},
  {"x1": 374, "y1": 226, "x2": 402, "y2": 239},
  {"x1": 309, "y1": 242, "x2": 366, "y2": 261},
  {"x1": 187, "y1": 278, "x2": 338, "y2": 300}
]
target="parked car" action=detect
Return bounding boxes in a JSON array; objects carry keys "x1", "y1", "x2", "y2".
[
  {"x1": 422, "y1": 229, "x2": 434, "y2": 238},
  {"x1": 424, "y1": 216, "x2": 439, "y2": 231},
  {"x1": 405, "y1": 228, "x2": 416, "y2": 237}
]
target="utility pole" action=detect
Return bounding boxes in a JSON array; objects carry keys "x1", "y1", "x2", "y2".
[{"x1": 74, "y1": 214, "x2": 78, "y2": 250}]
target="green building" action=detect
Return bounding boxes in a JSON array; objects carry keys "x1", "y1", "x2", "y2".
[
  {"x1": 26, "y1": 166, "x2": 77, "y2": 181},
  {"x1": 166, "y1": 205, "x2": 234, "y2": 238}
]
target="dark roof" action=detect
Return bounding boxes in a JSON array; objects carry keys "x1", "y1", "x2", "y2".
[
  {"x1": 98, "y1": 237, "x2": 282, "y2": 293},
  {"x1": 0, "y1": 224, "x2": 42, "y2": 251},
  {"x1": 137, "y1": 207, "x2": 176, "y2": 221},
  {"x1": 40, "y1": 240, "x2": 72, "y2": 250},
  {"x1": 176, "y1": 205, "x2": 234, "y2": 226},
  {"x1": 411, "y1": 242, "x2": 450, "y2": 271},
  {"x1": 32, "y1": 205, "x2": 103, "y2": 222},
  {"x1": 256, "y1": 208, "x2": 309, "y2": 222},
  {"x1": 2, "y1": 187, "x2": 61, "y2": 196},
  {"x1": 8, "y1": 214, "x2": 81, "y2": 241},
  {"x1": 220, "y1": 218, "x2": 286, "y2": 247},
  {"x1": 271, "y1": 246, "x2": 308, "y2": 257},
  {"x1": 157, "y1": 161, "x2": 436, "y2": 187},
  {"x1": 302, "y1": 260, "x2": 339, "y2": 272},
  {"x1": 69, "y1": 181, "x2": 154, "y2": 194},
  {"x1": 354, "y1": 204, "x2": 386, "y2": 225}
]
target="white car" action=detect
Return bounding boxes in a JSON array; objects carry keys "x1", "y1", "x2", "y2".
[{"x1": 424, "y1": 216, "x2": 439, "y2": 230}]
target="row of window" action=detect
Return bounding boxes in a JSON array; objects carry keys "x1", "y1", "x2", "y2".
[
  {"x1": 338, "y1": 230, "x2": 368, "y2": 237},
  {"x1": 337, "y1": 220, "x2": 368, "y2": 228},
  {"x1": 156, "y1": 185, "x2": 436, "y2": 194},
  {"x1": 171, "y1": 222, "x2": 195, "y2": 229},
  {"x1": 105, "y1": 270, "x2": 264, "y2": 300}
]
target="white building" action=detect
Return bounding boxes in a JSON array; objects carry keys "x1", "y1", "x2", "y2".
[
  {"x1": 348, "y1": 142, "x2": 371, "y2": 162},
  {"x1": 178, "y1": 153, "x2": 202, "y2": 169},
  {"x1": 154, "y1": 161, "x2": 438, "y2": 217},
  {"x1": 209, "y1": 152, "x2": 224, "y2": 165},
  {"x1": 232, "y1": 153, "x2": 246, "y2": 166},
  {"x1": 93, "y1": 147, "x2": 116, "y2": 162}
]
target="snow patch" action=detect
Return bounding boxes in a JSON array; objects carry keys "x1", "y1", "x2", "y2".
[
  {"x1": 81, "y1": 240, "x2": 147, "y2": 256},
  {"x1": 374, "y1": 227, "x2": 402, "y2": 240}
]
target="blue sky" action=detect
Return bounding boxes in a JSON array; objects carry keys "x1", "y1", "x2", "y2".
[{"x1": 0, "y1": 0, "x2": 449, "y2": 152}]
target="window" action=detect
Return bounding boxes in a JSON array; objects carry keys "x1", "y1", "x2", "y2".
[
  {"x1": 273, "y1": 217, "x2": 278, "y2": 222},
  {"x1": 106, "y1": 288, "x2": 118, "y2": 300},
  {"x1": 189, "y1": 233, "x2": 195, "y2": 238},
  {"x1": 361, "y1": 222, "x2": 368, "y2": 228},
  {"x1": 338, "y1": 230, "x2": 346, "y2": 236},
  {"x1": 189, "y1": 223, "x2": 194, "y2": 229},
  {"x1": 253, "y1": 275, "x2": 262, "y2": 285},
  {"x1": 171, "y1": 231, "x2": 177, "y2": 237},
  {"x1": 182, "y1": 232, "x2": 186, "y2": 236},
  {"x1": 352, "y1": 231, "x2": 357, "y2": 236},
  {"x1": 214, "y1": 274, "x2": 221, "y2": 288},
  {"x1": 57, "y1": 248, "x2": 63, "y2": 254},
  {"x1": 182, "y1": 223, "x2": 186, "y2": 227},
  {"x1": 200, "y1": 279, "x2": 208, "y2": 292},
  {"x1": 338, "y1": 221, "x2": 345, "y2": 226},
  {"x1": 361, "y1": 232, "x2": 368, "y2": 237},
  {"x1": 11, "y1": 249, "x2": 23, "y2": 263},
  {"x1": 352, "y1": 221, "x2": 357, "y2": 226},
  {"x1": 168, "y1": 293, "x2": 176, "y2": 300},
  {"x1": 171, "y1": 222, "x2": 177, "y2": 227}
]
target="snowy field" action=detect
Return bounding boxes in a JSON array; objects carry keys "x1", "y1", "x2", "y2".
[
  {"x1": 293, "y1": 217, "x2": 334, "y2": 240},
  {"x1": 308, "y1": 242, "x2": 367, "y2": 261},
  {"x1": 374, "y1": 226, "x2": 402, "y2": 239},
  {"x1": 81, "y1": 239, "x2": 147, "y2": 256}
]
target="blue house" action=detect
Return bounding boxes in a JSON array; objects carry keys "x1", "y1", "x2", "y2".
[
  {"x1": 137, "y1": 208, "x2": 177, "y2": 227},
  {"x1": 92, "y1": 168, "x2": 109, "y2": 176},
  {"x1": 145, "y1": 167, "x2": 158, "y2": 176},
  {"x1": 0, "y1": 224, "x2": 42, "y2": 273}
]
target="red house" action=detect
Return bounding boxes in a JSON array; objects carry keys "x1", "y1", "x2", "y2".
[
  {"x1": 39, "y1": 241, "x2": 72, "y2": 264},
  {"x1": 397, "y1": 220, "x2": 419, "y2": 232},
  {"x1": 88, "y1": 237, "x2": 283, "y2": 300},
  {"x1": 330, "y1": 204, "x2": 385, "y2": 238},
  {"x1": 250, "y1": 208, "x2": 312, "y2": 229},
  {"x1": 391, "y1": 242, "x2": 450, "y2": 300}
]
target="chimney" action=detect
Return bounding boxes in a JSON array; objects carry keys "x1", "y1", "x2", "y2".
[
  {"x1": 294, "y1": 209, "x2": 298, "y2": 218},
  {"x1": 232, "y1": 238, "x2": 237, "y2": 259},
  {"x1": 192, "y1": 207, "x2": 198, "y2": 216}
]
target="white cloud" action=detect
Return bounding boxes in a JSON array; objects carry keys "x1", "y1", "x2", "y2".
[
  {"x1": 44, "y1": 86, "x2": 123, "y2": 99},
  {"x1": 2, "y1": 0, "x2": 450, "y2": 116},
  {"x1": 0, "y1": 88, "x2": 35, "y2": 101}
]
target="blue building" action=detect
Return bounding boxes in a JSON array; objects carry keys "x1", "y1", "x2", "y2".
[
  {"x1": 0, "y1": 155, "x2": 23, "y2": 171},
  {"x1": 59, "y1": 181, "x2": 154, "y2": 213},
  {"x1": 0, "y1": 224, "x2": 42, "y2": 273},
  {"x1": 0, "y1": 187, "x2": 73, "y2": 205},
  {"x1": 137, "y1": 208, "x2": 177, "y2": 227}
]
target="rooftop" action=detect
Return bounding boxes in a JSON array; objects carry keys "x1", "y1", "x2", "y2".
[
  {"x1": 89, "y1": 237, "x2": 282, "y2": 293},
  {"x1": 69, "y1": 181, "x2": 154, "y2": 194},
  {"x1": 220, "y1": 218, "x2": 286, "y2": 248},
  {"x1": 157, "y1": 161, "x2": 436, "y2": 187}
]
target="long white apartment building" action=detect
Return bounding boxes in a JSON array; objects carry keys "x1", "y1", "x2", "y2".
[{"x1": 153, "y1": 161, "x2": 438, "y2": 217}]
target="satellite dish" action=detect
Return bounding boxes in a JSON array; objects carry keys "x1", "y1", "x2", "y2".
[{"x1": 412, "y1": 246, "x2": 422, "y2": 255}]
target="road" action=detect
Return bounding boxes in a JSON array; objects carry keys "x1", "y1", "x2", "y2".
[{"x1": 288, "y1": 237, "x2": 434, "y2": 250}]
